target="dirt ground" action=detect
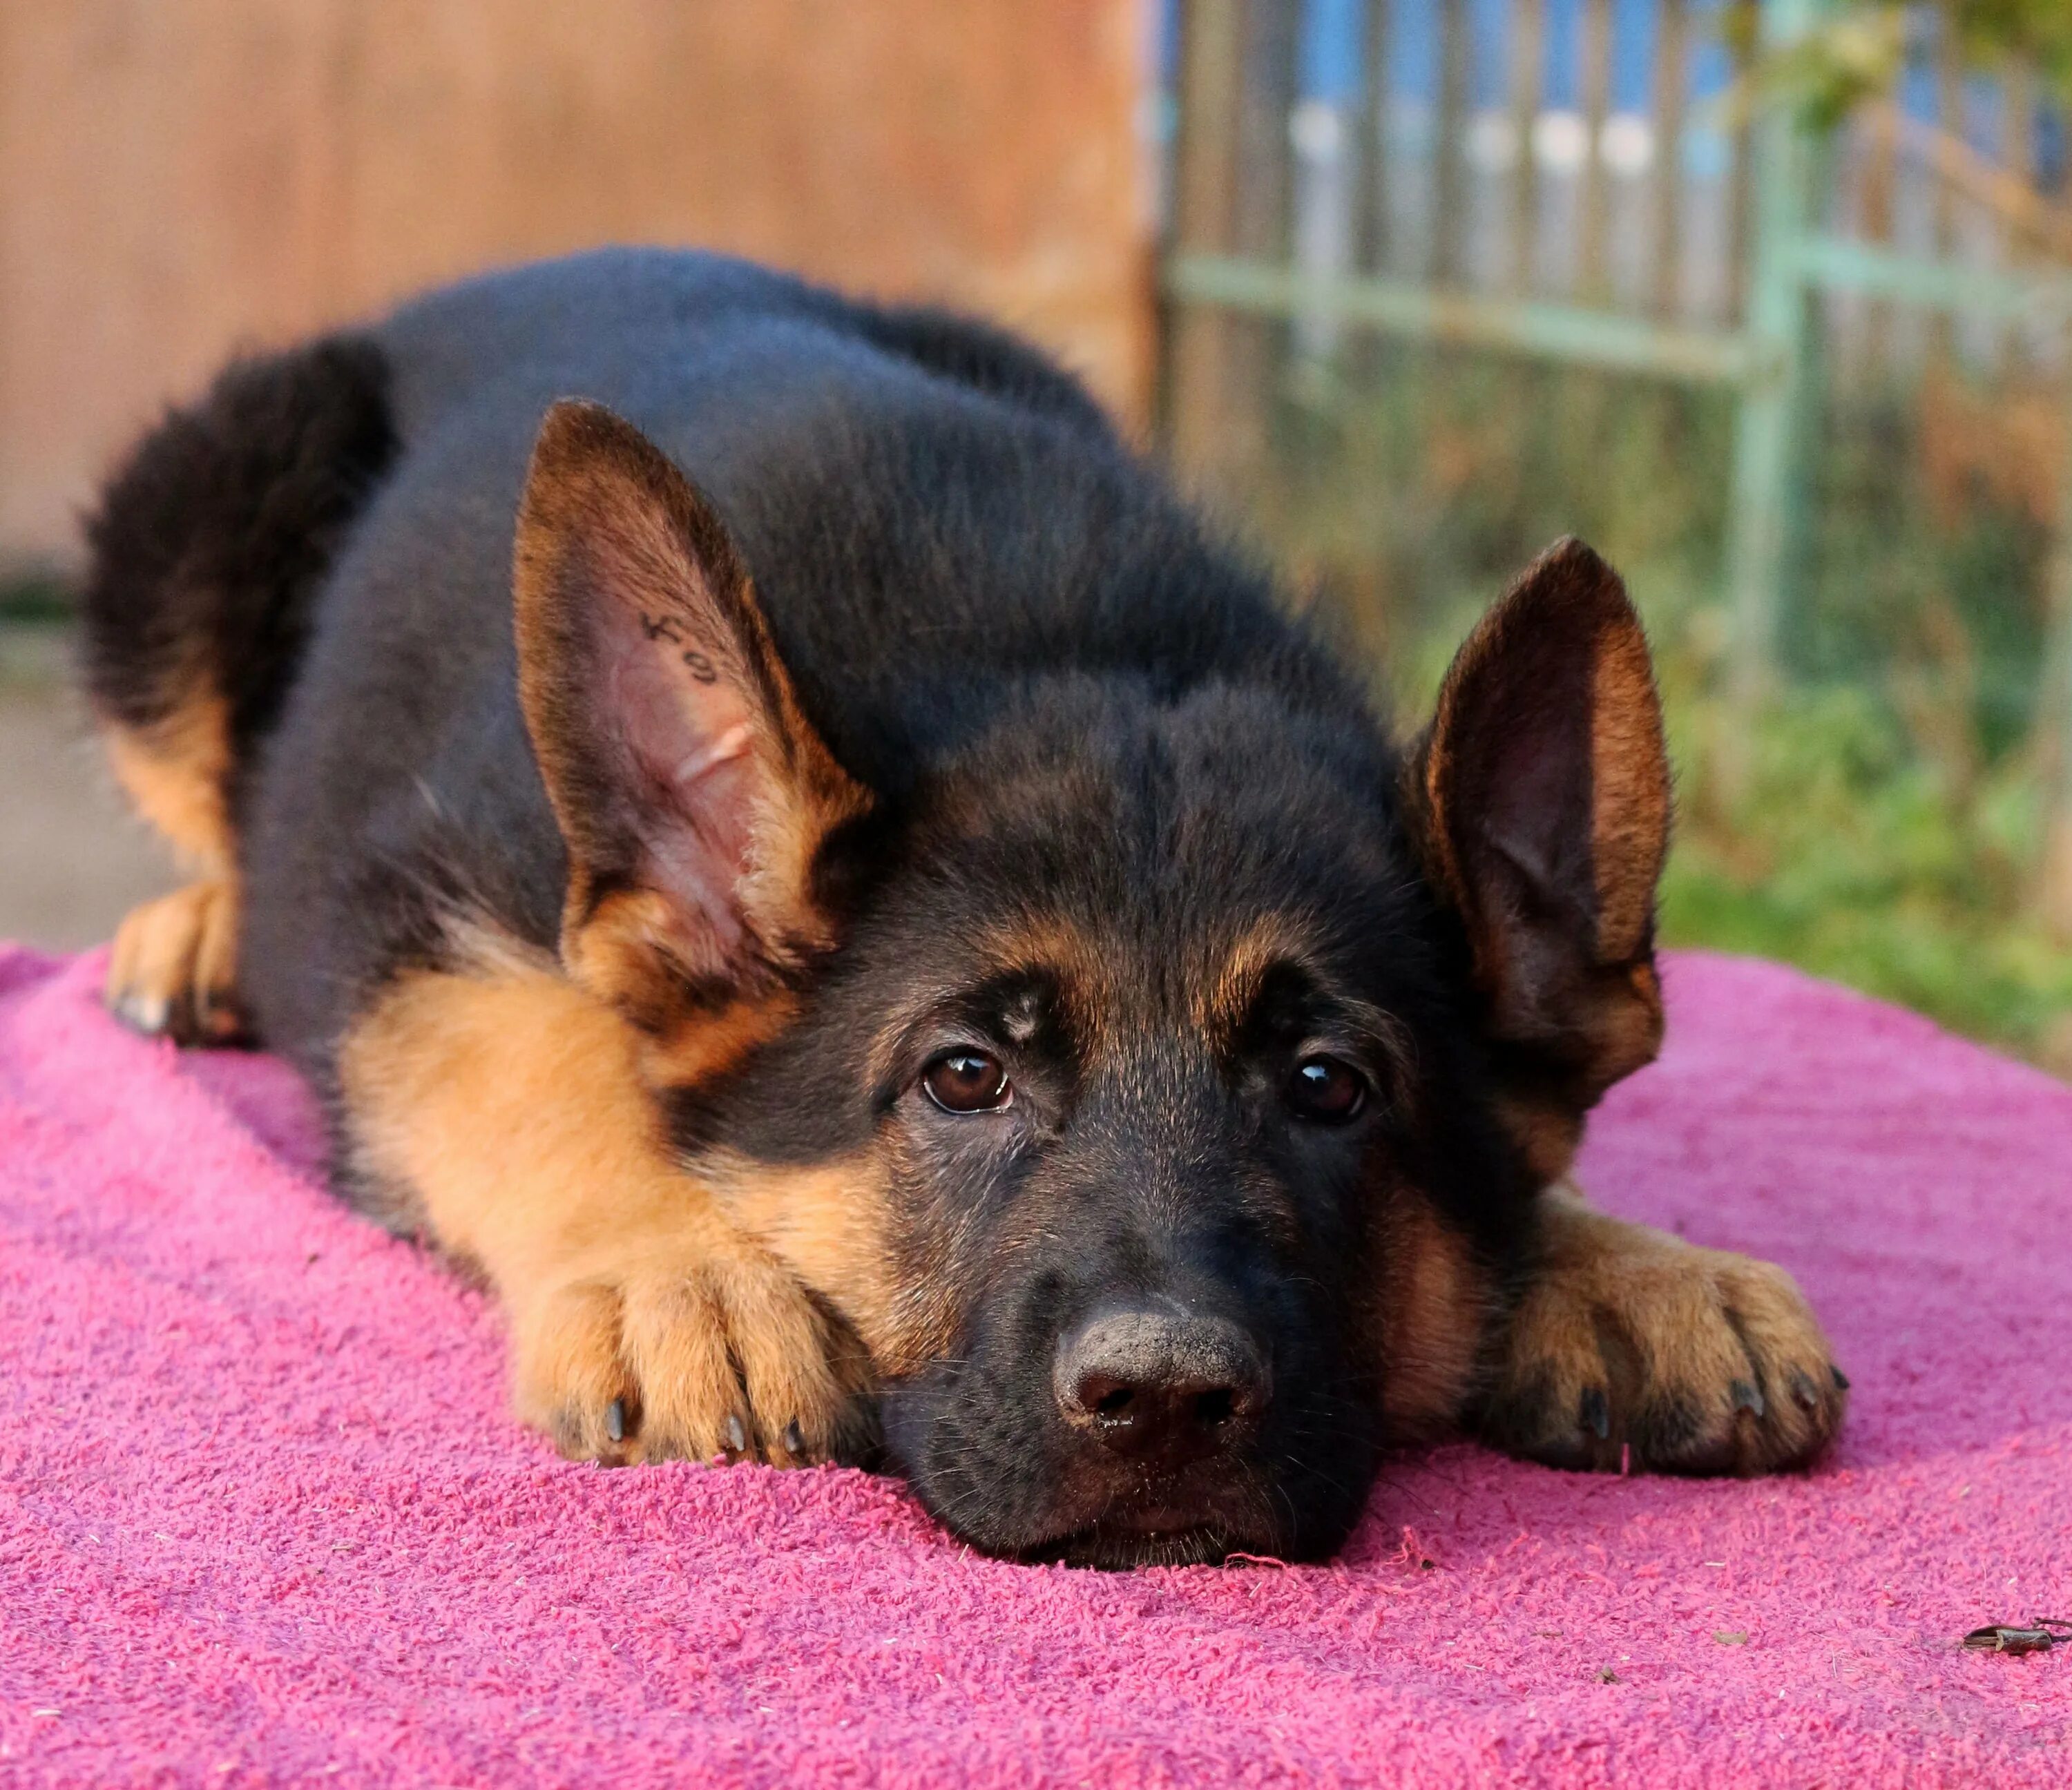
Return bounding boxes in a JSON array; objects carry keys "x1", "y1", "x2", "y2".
[{"x1": 0, "y1": 625, "x2": 173, "y2": 952}]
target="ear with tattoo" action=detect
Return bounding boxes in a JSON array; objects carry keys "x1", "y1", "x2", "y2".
[
  {"x1": 1406, "y1": 537, "x2": 1671, "y2": 1182},
  {"x1": 512, "y1": 400, "x2": 870, "y2": 1029}
]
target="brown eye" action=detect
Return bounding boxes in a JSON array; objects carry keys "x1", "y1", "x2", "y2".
[
  {"x1": 1287, "y1": 1055, "x2": 1366, "y2": 1124},
  {"x1": 922, "y1": 1049, "x2": 1012, "y2": 1114}
]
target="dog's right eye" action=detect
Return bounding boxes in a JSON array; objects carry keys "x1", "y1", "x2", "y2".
[
  {"x1": 922, "y1": 1049, "x2": 1013, "y2": 1114},
  {"x1": 1285, "y1": 1054, "x2": 1367, "y2": 1124}
]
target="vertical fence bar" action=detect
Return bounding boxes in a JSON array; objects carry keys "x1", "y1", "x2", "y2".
[
  {"x1": 1651, "y1": 0, "x2": 1687, "y2": 319},
  {"x1": 1509, "y1": 0, "x2": 1544, "y2": 295},
  {"x1": 2004, "y1": 64, "x2": 2035, "y2": 376},
  {"x1": 1723, "y1": 0, "x2": 1820, "y2": 750},
  {"x1": 2043, "y1": 387, "x2": 2072, "y2": 934},
  {"x1": 1929, "y1": 22, "x2": 1961, "y2": 363},
  {"x1": 2004, "y1": 68, "x2": 2035, "y2": 209},
  {"x1": 1725, "y1": 23, "x2": 1755, "y2": 325},
  {"x1": 1434, "y1": 0, "x2": 1472, "y2": 287},
  {"x1": 1859, "y1": 97, "x2": 1897, "y2": 374},
  {"x1": 1234, "y1": 0, "x2": 1298, "y2": 265},
  {"x1": 1225, "y1": 0, "x2": 1299, "y2": 485},
  {"x1": 1577, "y1": 0, "x2": 1613, "y2": 304},
  {"x1": 1164, "y1": 0, "x2": 1247, "y2": 479},
  {"x1": 1352, "y1": 0, "x2": 1392, "y2": 278}
]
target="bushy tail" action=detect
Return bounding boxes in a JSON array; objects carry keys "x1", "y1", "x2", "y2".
[{"x1": 80, "y1": 335, "x2": 396, "y2": 869}]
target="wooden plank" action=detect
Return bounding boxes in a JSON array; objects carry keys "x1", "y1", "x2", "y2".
[
  {"x1": 1929, "y1": 21, "x2": 1962, "y2": 361},
  {"x1": 1218, "y1": 0, "x2": 1299, "y2": 483},
  {"x1": 1352, "y1": 0, "x2": 1391, "y2": 277},
  {"x1": 1725, "y1": 21, "x2": 1754, "y2": 324},
  {"x1": 1432, "y1": 0, "x2": 1472, "y2": 288},
  {"x1": 1166, "y1": 0, "x2": 1248, "y2": 474},
  {"x1": 1859, "y1": 86, "x2": 1899, "y2": 371},
  {"x1": 1650, "y1": 0, "x2": 1686, "y2": 318},
  {"x1": 1171, "y1": 0, "x2": 1245, "y2": 258},
  {"x1": 1233, "y1": 0, "x2": 1298, "y2": 267},
  {"x1": 1509, "y1": 0, "x2": 1545, "y2": 295},
  {"x1": 1576, "y1": 0, "x2": 1613, "y2": 305}
]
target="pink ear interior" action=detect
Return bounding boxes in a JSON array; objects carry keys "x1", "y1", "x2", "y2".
[
  {"x1": 516, "y1": 400, "x2": 869, "y2": 997},
  {"x1": 573, "y1": 513, "x2": 778, "y2": 971}
]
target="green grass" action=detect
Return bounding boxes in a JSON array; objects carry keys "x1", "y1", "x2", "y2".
[
  {"x1": 0, "y1": 567, "x2": 73, "y2": 626},
  {"x1": 1207, "y1": 335, "x2": 2072, "y2": 1071},
  {"x1": 1658, "y1": 684, "x2": 2072, "y2": 1062}
]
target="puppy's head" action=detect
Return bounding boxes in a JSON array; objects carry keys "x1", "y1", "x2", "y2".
[{"x1": 514, "y1": 401, "x2": 1670, "y2": 1566}]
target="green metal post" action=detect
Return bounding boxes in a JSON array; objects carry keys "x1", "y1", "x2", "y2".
[
  {"x1": 1721, "y1": 0, "x2": 1821, "y2": 776},
  {"x1": 2037, "y1": 380, "x2": 2072, "y2": 940}
]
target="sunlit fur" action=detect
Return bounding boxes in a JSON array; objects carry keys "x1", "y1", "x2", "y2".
[{"x1": 80, "y1": 249, "x2": 1843, "y2": 1568}]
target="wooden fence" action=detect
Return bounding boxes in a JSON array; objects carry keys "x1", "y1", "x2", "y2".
[
  {"x1": 0, "y1": 0, "x2": 1153, "y2": 572},
  {"x1": 1158, "y1": 0, "x2": 2072, "y2": 927}
]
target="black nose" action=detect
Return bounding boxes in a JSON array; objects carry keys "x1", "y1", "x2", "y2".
[{"x1": 1054, "y1": 1307, "x2": 1271, "y2": 1466}]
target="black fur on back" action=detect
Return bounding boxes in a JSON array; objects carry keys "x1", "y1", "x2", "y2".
[
  {"x1": 79, "y1": 249, "x2": 1565, "y2": 1564},
  {"x1": 80, "y1": 336, "x2": 396, "y2": 810},
  {"x1": 847, "y1": 302, "x2": 1120, "y2": 440},
  {"x1": 202, "y1": 250, "x2": 1389, "y2": 1077}
]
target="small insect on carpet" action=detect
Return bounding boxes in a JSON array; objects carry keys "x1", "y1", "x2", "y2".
[{"x1": 1, "y1": 945, "x2": 2066, "y2": 1787}]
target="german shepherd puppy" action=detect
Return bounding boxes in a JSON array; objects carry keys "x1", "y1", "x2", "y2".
[{"x1": 82, "y1": 251, "x2": 1843, "y2": 1567}]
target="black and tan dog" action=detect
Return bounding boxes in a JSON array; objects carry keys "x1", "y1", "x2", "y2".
[{"x1": 81, "y1": 250, "x2": 1843, "y2": 1566}]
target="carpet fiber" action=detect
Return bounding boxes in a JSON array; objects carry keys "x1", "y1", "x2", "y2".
[{"x1": 2, "y1": 946, "x2": 2067, "y2": 1785}]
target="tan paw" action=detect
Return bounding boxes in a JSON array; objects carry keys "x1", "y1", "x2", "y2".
[
  {"x1": 510, "y1": 1233, "x2": 876, "y2": 1469},
  {"x1": 105, "y1": 878, "x2": 248, "y2": 1044},
  {"x1": 1479, "y1": 1190, "x2": 1848, "y2": 1475}
]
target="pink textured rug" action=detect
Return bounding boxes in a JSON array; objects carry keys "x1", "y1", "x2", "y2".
[{"x1": 1, "y1": 946, "x2": 2067, "y2": 1786}]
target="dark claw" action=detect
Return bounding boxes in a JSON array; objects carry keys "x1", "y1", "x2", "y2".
[
  {"x1": 783, "y1": 1420, "x2": 807, "y2": 1457},
  {"x1": 1788, "y1": 1367, "x2": 1819, "y2": 1412},
  {"x1": 1831, "y1": 1365, "x2": 1850, "y2": 1392},
  {"x1": 1580, "y1": 1387, "x2": 1611, "y2": 1440},
  {"x1": 605, "y1": 1399, "x2": 626, "y2": 1444},
  {"x1": 1730, "y1": 1379, "x2": 1765, "y2": 1418},
  {"x1": 726, "y1": 1414, "x2": 749, "y2": 1455}
]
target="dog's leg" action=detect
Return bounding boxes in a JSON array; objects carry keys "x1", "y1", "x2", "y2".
[
  {"x1": 1476, "y1": 1184, "x2": 1848, "y2": 1474},
  {"x1": 84, "y1": 338, "x2": 395, "y2": 1048},
  {"x1": 100, "y1": 702, "x2": 249, "y2": 1044},
  {"x1": 339, "y1": 957, "x2": 873, "y2": 1467}
]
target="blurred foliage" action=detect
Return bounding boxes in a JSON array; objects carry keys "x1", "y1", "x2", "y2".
[
  {"x1": 0, "y1": 567, "x2": 73, "y2": 626},
  {"x1": 1730, "y1": 0, "x2": 2072, "y2": 129},
  {"x1": 1236, "y1": 329, "x2": 2072, "y2": 1072},
  {"x1": 1660, "y1": 685, "x2": 2072, "y2": 1057}
]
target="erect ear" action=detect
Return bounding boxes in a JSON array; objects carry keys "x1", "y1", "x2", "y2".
[
  {"x1": 513, "y1": 400, "x2": 870, "y2": 1030},
  {"x1": 1406, "y1": 537, "x2": 1671, "y2": 1182}
]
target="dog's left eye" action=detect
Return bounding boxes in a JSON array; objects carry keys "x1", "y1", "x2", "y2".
[
  {"x1": 922, "y1": 1049, "x2": 1013, "y2": 1113},
  {"x1": 1286, "y1": 1055, "x2": 1367, "y2": 1124}
]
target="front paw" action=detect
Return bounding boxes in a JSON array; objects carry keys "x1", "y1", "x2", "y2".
[
  {"x1": 510, "y1": 1235, "x2": 876, "y2": 1468},
  {"x1": 105, "y1": 878, "x2": 249, "y2": 1044},
  {"x1": 1479, "y1": 1194, "x2": 1847, "y2": 1475}
]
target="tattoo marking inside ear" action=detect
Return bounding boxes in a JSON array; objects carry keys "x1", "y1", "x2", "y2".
[{"x1": 639, "y1": 610, "x2": 719, "y2": 683}]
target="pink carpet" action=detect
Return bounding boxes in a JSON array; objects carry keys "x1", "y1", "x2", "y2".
[{"x1": 1, "y1": 946, "x2": 2067, "y2": 1785}]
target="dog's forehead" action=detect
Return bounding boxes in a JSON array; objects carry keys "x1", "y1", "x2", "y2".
[{"x1": 866, "y1": 863, "x2": 1397, "y2": 1068}]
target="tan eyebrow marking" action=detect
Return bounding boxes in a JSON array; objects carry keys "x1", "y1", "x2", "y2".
[
  {"x1": 1196, "y1": 913, "x2": 1419, "y2": 1087},
  {"x1": 862, "y1": 911, "x2": 1113, "y2": 1089},
  {"x1": 1196, "y1": 914, "x2": 1321, "y2": 1044}
]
